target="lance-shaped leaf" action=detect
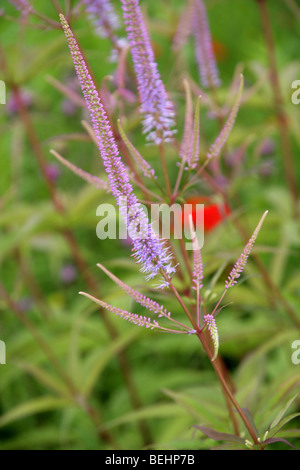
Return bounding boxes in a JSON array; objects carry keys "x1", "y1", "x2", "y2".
[
  {"x1": 50, "y1": 149, "x2": 110, "y2": 192},
  {"x1": 117, "y1": 120, "x2": 156, "y2": 179},
  {"x1": 204, "y1": 314, "x2": 219, "y2": 361},
  {"x1": 193, "y1": 425, "x2": 245, "y2": 445},
  {"x1": 207, "y1": 74, "x2": 244, "y2": 160}
]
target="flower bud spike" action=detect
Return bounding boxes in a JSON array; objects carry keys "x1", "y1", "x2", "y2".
[
  {"x1": 188, "y1": 95, "x2": 201, "y2": 169},
  {"x1": 207, "y1": 74, "x2": 244, "y2": 160},
  {"x1": 117, "y1": 119, "x2": 156, "y2": 179},
  {"x1": 50, "y1": 149, "x2": 110, "y2": 192},
  {"x1": 121, "y1": 0, "x2": 176, "y2": 144},
  {"x1": 225, "y1": 211, "x2": 268, "y2": 289},
  {"x1": 204, "y1": 314, "x2": 219, "y2": 361}
]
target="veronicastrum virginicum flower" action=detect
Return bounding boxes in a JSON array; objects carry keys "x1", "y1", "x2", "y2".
[
  {"x1": 120, "y1": 0, "x2": 176, "y2": 145},
  {"x1": 60, "y1": 14, "x2": 175, "y2": 287}
]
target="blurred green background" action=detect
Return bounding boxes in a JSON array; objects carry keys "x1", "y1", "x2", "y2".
[{"x1": 0, "y1": 0, "x2": 299, "y2": 450}]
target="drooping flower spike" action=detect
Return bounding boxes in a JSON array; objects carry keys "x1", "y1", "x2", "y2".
[
  {"x1": 79, "y1": 291, "x2": 195, "y2": 334},
  {"x1": 120, "y1": 0, "x2": 176, "y2": 145},
  {"x1": 60, "y1": 14, "x2": 175, "y2": 286},
  {"x1": 96, "y1": 263, "x2": 193, "y2": 332}
]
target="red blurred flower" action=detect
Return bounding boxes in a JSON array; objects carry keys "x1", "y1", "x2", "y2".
[{"x1": 181, "y1": 196, "x2": 231, "y2": 232}]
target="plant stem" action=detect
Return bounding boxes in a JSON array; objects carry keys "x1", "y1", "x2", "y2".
[
  {"x1": 196, "y1": 329, "x2": 260, "y2": 445},
  {"x1": 256, "y1": 0, "x2": 299, "y2": 216},
  {"x1": 165, "y1": 277, "x2": 259, "y2": 444}
]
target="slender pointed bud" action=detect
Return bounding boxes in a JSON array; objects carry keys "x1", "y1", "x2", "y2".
[
  {"x1": 180, "y1": 79, "x2": 193, "y2": 163},
  {"x1": 207, "y1": 74, "x2": 244, "y2": 159},
  {"x1": 188, "y1": 215, "x2": 203, "y2": 291},
  {"x1": 60, "y1": 14, "x2": 175, "y2": 286},
  {"x1": 172, "y1": 0, "x2": 195, "y2": 51},
  {"x1": 225, "y1": 211, "x2": 268, "y2": 289},
  {"x1": 121, "y1": 0, "x2": 176, "y2": 144},
  {"x1": 50, "y1": 150, "x2": 110, "y2": 192},
  {"x1": 193, "y1": 0, "x2": 221, "y2": 89},
  {"x1": 187, "y1": 95, "x2": 201, "y2": 169},
  {"x1": 204, "y1": 313, "x2": 219, "y2": 361},
  {"x1": 117, "y1": 120, "x2": 156, "y2": 179}
]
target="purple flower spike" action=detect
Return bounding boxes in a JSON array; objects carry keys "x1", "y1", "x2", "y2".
[
  {"x1": 121, "y1": 0, "x2": 176, "y2": 145},
  {"x1": 9, "y1": 0, "x2": 33, "y2": 16},
  {"x1": 60, "y1": 15, "x2": 175, "y2": 286},
  {"x1": 79, "y1": 291, "x2": 189, "y2": 334},
  {"x1": 193, "y1": 0, "x2": 221, "y2": 89},
  {"x1": 83, "y1": 0, "x2": 120, "y2": 38},
  {"x1": 225, "y1": 211, "x2": 268, "y2": 289}
]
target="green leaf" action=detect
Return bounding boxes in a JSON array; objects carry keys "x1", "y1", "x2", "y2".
[
  {"x1": 0, "y1": 396, "x2": 70, "y2": 428},
  {"x1": 269, "y1": 392, "x2": 300, "y2": 431},
  {"x1": 103, "y1": 403, "x2": 185, "y2": 431},
  {"x1": 267, "y1": 412, "x2": 300, "y2": 439},
  {"x1": 80, "y1": 328, "x2": 139, "y2": 397}
]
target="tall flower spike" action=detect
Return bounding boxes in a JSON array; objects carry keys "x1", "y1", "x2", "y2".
[
  {"x1": 60, "y1": 15, "x2": 175, "y2": 286},
  {"x1": 204, "y1": 314, "x2": 219, "y2": 361},
  {"x1": 79, "y1": 291, "x2": 192, "y2": 334},
  {"x1": 193, "y1": 0, "x2": 221, "y2": 89},
  {"x1": 207, "y1": 74, "x2": 244, "y2": 160},
  {"x1": 121, "y1": 0, "x2": 176, "y2": 145},
  {"x1": 225, "y1": 211, "x2": 268, "y2": 289}
]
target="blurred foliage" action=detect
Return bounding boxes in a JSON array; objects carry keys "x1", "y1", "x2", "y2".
[{"x1": 0, "y1": 0, "x2": 299, "y2": 450}]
